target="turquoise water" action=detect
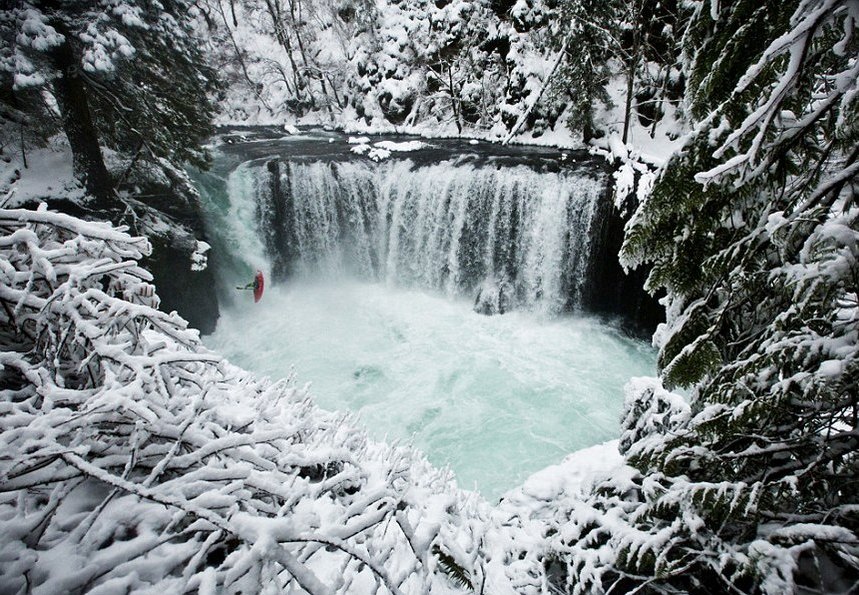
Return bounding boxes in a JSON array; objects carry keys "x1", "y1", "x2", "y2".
[
  {"x1": 205, "y1": 279, "x2": 655, "y2": 500},
  {"x1": 197, "y1": 150, "x2": 657, "y2": 500}
]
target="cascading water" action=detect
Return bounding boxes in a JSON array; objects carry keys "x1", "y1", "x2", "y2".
[
  {"x1": 199, "y1": 134, "x2": 656, "y2": 500},
  {"x1": 256, "y1": 160, "x2": 604, "y2": 314}
]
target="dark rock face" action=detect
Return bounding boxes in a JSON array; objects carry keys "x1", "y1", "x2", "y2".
[
  {"x1": 28, "y1": 180, "x2": 220, "y2": 336},
  {"x1": 143, "y1": 228, "x2": 219, "y2": 336},
  {"x1": 263, "y1": 159, "x2": 297, "y2": 283},
  {"x1": 585, "y1": 182, "x2": 664, "y2": 336},
  {"x1": 473, "y1": 274, "x2": 514, "y2": 315},
  {"x1": 131, "y1": 184, "x2": 220, "y2": 336}
]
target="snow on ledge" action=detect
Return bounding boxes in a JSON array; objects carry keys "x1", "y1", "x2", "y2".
[
  {"x1": 373, "y1": 140, "x2": 427, "y2": 152},
  {"x1": 349, "y1": 139, "x2": 429, "y2": 162},
  {"x1": 500, "y1": 440, "x2": 627, "y2": 509}
]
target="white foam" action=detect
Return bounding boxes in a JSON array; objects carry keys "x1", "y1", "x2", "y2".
[{"x1": 206, "y1": 281, "x2": 655, "y2": 499}]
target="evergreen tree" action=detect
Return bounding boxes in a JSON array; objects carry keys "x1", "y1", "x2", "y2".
[
  {"x1": 547, "y1": 0, "x2": 618, "y2": 143},
  {"x1": 550, "y1": 1, "x2": 859, "y2": 592},
  {"x1": 621, "y1": 0, "x2": 683, "y2": 140},
  {"x1": 520, "y1": 0, "x2": 683, "y2": 144},
  {"x1": 1, "y1": 1, "x2": 221, "y2": 201}
]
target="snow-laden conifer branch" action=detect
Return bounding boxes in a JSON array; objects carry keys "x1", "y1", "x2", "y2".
[
  {"x1": 563, "y1": 1, "x2": 859, "y2": 592},
  {"x1": 696, "y1": 0, "x2": 859, "y2": 187},
  {"x1": 0, "y1": 205, "x2": 489, "y2": 594}
]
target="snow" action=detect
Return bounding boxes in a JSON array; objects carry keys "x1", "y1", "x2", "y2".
[
  {"x1": 17, "y1": 9, "x2": 64, "y2": 51},
  {"x1": 348, "y1": 138, "x2": 434, "y2": 160},
  {"x1": 373, "y1": 140, "x2": 427, "y2": 152},
  {"x1": 818, "y1": 359, "x2": 842, "y2": 377},
  {"x1": 607, "y1": 133, "x2": 629, "y2": 162},
  {"x1": 190, "y1": 240, "x2": 210, "y2": 272},
  {"x1": 613, "y1": 162, "x2": 635, "y2": 209},
  {"x1": 0, "y1": 143, "x2": 83, "y2": 206},
  {"x1": 350, "y1": 143, "x2": 392, "y2": 162},
  {"x1": 511, "y1": 441, "x2": 625, "y2": 502}
]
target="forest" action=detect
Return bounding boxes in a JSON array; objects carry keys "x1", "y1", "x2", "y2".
[{"x1": 0, "y1": 0, "x2": 857, "y2": 593}]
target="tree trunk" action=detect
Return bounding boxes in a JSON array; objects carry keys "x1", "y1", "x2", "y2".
[
  {"x1": 582, "y1": 119, "x2": 594, "y2": 144},
  {"x1": 229, "y1": 0, "x2": 239, "y2": 27},
  {"x1": 622, "y1": 0, "x2": 640, "y2": 145},
  {"x1": 622, "y1": 57, "x2": 636, "y2": 144},
  {"x1": 50, "y1": 35, "x2": 112, "y2": 202},
  {"x1": 502, "y1": 38, "x2": 569, "y2": 145},
  {"x1": 448, "y1": 65, "x2": 462, "y2": 134}
]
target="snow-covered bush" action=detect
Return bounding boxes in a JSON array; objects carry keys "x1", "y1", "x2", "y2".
[{"x1": 0, "y1": 205, "x2": 486, "y2": 593}]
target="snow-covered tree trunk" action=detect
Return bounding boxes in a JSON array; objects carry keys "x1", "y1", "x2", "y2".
[
  {"x1": 502, "y1": 38, "x2": 569, "y2": 145},
  {"x1": 48, "y1": 32, "x2": 112, "y2": 201}
]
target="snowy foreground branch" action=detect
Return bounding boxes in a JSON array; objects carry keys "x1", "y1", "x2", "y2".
[{"x1": 0, "y1": 205, "x2": 510, "y2": 594}]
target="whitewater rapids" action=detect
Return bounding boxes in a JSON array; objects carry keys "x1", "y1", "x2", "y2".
[{"x1": 206, "y1": 280, "x2": 654, "y2": 499}]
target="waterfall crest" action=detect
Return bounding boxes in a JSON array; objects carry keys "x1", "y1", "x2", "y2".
[{"x1": 248, "y1": 159, "x2": 606, "y2": 314}]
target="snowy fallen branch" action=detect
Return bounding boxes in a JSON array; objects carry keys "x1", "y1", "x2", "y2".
[{"x1": 0, "y1": 204, "x2": 492, "y2": 594}]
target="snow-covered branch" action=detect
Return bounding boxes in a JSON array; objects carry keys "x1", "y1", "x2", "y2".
[{"x1": 0, "y1": 204, "x2": 488, "y2": 593}]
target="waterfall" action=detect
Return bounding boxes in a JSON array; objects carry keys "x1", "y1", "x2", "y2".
[
  {"x1": 248, "y1": 158, "x2": 606, "y2": 315},
  {"x1": 226, "y1": 162, "x2": 270, "y2": 273}
]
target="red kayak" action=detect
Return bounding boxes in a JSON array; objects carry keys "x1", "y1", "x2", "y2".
[{"x1": 253, "y1": 270, "x2": 264, "y2": 303}]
